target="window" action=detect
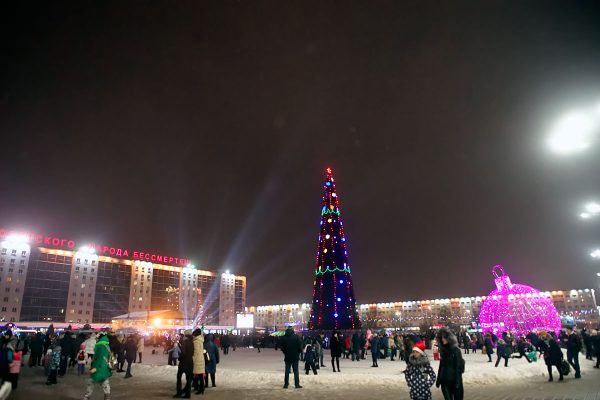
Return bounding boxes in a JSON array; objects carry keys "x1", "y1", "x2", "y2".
[
  {"x1": 91, "y1": 261, "x2": 96, "y2": 266},
  {"x1": 8, "y1": 268, "x2": 12, "y2": 273},
  {"x1": 0, "y1": 307, "x2": 5, "y2": 312},
  {"x1": 0, "y1": 249, "x2": 6, "y2": 255},
  {"x1": 19, "y1": 260, "x2": 25, "y2": 265},
  {"x1": 75, "y1": 266, "x2": 80, "y2": 271},
  {"x1": 85, "y1": 311, "x2": 90, "y2": 315},
  {"x1": 18, "y1": 269, "x2": 23, "y2": 274},
  {"x1": 77, "y1": 258, "x2": 81, "y2": 264},
  {"x1": 71, "y1": 301, "x2": 75, "y2": 305},
  {"x1": 10, "y1": 259, "x2": 15, "y2": 265},
  {"x1": 2, "y1": 298, "x2": 6, "y2": 302},
  {"x1": 4, "y1": 288, "x2": 9, "y2": 293},
  {"x1": 11, "y1": 250, "x2": 16, "y2": 256},
  {"x1": 21, "y1": 251, "x2": 26, "y2": 257},
  {"x1": 81, "y1": 284, "x2": 86, "y2": 288},
  {"x1": 84, "y1": 259, "x2": 88, "y2": 265},
  {"x1": 78, "y1": 310, "x2": 82, "y2": 314}
]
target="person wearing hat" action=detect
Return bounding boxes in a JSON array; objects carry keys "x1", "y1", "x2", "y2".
[
  {"x1": 435, "y1": 327, "x2": 464, "y2": 400},
  {"x1": 538, "y1": 331, "x2": 564, "y2": 382},
  {"x1": 404, "y1": 340, "x2": 436, "y2": 400},
  {"x1": 191, "y1": 328, "x2": 205, "y2": 395},
  {"x1": 280, "y1": 326, "x2": 302, "y2": 389},
  {"x1": 83, "y1": 334, "x2": 112, "y2": 400}
]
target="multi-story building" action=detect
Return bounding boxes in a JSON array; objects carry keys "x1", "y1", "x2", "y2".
[
  {"x1": 0, "y1": 228, "x2": 246, "y2": 326},
  {"x1": 248, "y1": 289, "x2": 598, "y2": 331}
]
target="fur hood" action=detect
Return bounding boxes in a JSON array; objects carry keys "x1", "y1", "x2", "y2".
[
  {"x1": 436, "y1": 327, "x2": 458, "y2": 349},
  {"x1": 408, "y1": 353, "x2": 431, "y2": 368}
]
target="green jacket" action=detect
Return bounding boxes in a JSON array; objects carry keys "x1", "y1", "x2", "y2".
[{"x1": 91, "y1": 336, "x2": 113, "y2": 382}]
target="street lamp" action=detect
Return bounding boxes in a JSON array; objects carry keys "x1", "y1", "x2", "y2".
[
  {"x1": 580, "y1": 202, "x2": 600, "y2": 219},
  {"x1": 547, "y1": 111, "x2": 599, "y2": 155},
  {"x1": 591, "y1": 249, "x2": 600, "y2": 259}
]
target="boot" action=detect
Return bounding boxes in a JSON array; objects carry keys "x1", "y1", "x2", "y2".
[{"x1": 332, "y1": 359, "x2": 336, "y2": 372}]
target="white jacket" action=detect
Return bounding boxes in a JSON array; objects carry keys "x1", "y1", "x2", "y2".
[{"x1": 84, "y1": 336, "x2": 96, "y2": 355}]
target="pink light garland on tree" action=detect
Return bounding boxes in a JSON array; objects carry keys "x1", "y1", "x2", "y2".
[{"x1": 478, "y1": 265, "x2": 561, "y2": 336}]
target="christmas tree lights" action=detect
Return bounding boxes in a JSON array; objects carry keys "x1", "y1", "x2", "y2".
[
  {"x1": 479, "y1": 265, "x2": 561, "y2": 336},
  {"x1": 309, "y1": 168, "x2": 360, "y2": 330}
]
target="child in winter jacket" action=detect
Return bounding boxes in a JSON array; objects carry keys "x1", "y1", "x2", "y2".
[
  {"x1": 8, "y1": 350, "x2": 21, "y2": 389},
  {"x1": 404, "y1": 341, "x2": 436, "y2": 400},
  {"x1": 77, "y1": 348, "x2": 87, "y2": 375},
  {"x1": 46, "y1": 345, "x2": 61, "y2": 385},
  {"x1": 304, "y1": 345, "x2": 318, "y2": 375}
]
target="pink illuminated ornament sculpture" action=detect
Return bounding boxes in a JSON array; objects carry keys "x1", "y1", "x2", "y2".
[{"x1": 478, "y1": 265, "x2": 561, "y2": 336}]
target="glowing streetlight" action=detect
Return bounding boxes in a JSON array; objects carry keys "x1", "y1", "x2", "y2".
[
  {"x1": 591, "y1": 249, "x2": 600, "y2": 259},
  {"x1": 579, "y1": 202, "x2": 600, "y2": 219},
  {"x1": 547, "y1": 111, "x2": 598, "y2": 155}
]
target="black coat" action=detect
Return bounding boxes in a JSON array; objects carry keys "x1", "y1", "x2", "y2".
[
  {"x1": 30, "y1": 335, "x2": 43, "y2": 355},
  {"x1": 124, "y1": 338, "x2": 137, "y2": 362},
  {"x1": 280, "y1": 328, "x2": 302, "y2": 362},
  {"x1": 436, "y1": 346, "x2": 463, "y2": 387},
  {"x1": 330, "y1": 335, "x2": 342, "y2": 357},
  {"x1": 540, "y1": 338, "x2": 563, "y2": 366},
  {"x1": 178, "y1": 335, "x2": 195, "y2": 370},
  {"x1": 484, "y1": 338, "x2": 494, "y2": 355}
]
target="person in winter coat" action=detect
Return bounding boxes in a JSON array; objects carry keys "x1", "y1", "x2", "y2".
[
  {"x1": 123, "y1": 335, "x2": 137, "y2": 378},
  {"x1": 173, "y1": 331, "x2": 194, "y2": 399},
  {"x1": 304, "y1": 344, "x2": 318, "y2": 375},
  {"x1": 168, "y1": 341, "x2": 181, "y2": 366},
  {"x1": 484, "y1": 333, "x2": 494, "y2": 362},
  {"x1": 330, "y1": 330, "x2": 342, "y2": 372},
  {"x1": 29, "y1": 333, "x2": 43, "y2": 367},
  {"x1": 344, "y1": 335, "x2": 351, "y2": 359},
  {"x1": 0, "y1": 331, "x2": 15, "y2": 385},
  {"x1": 85, "y1": 334, "x2": 97, "y2": 361},
  {"x1": 370, "y1": 333, "x2": 380, "y2": 367},
  {"x1": 77, "y1": 345, "x2": 87, "y2": 376},
  {"x1": 203, "y1": 334, "x2": 219, "y2": 388},
  {"x1": 84, "y1": 334, "x2": 112, "y2": 400},
  {"x1": 436, "y1": 328, "x2": 464, "y2": 400},
  {"x1": 512, "y1": 336, "x2": 533, "y2": 363},
  {"x1": 582, "y1": 329, "x2": 593, "y2": 360},
  {"x1": 591, "y1": 330, "x2": 600, "y2": 369},
  {"x1": 8, "y1": 346, "x2": 21, "y2": 390},
  {"x1": 564, "y1": 326, "x2": 582, "y2": 379},
  {"x1": 494, "y1": 339, "x2": 510, "y2": 367},
  {"x1": 539, "y1": 331, "x2": 563, "y2": 382},
  {"x1": 46, "y1": 345, "x2": 61, "y2": 385},
  {"x1": 388, "y1": 335, "x2": 396, "y2": 361},
  {"x1": 351, "y1": 333, "x2": 361, "y2": 362},
  {"x1": 461, "y1": 334, "x2": 471, "y2": 355},
  {"x1": 113, "y1": 335, "x2": 125, "y2": 373},
  {"x1": 192, "y1": 329, "x2": 205, "y2": 395},
  {"x1": 136, "y1": 335, "x2": 144, "y2": 363},
  {"x1": 280, "y1": 327, "x2": 302, "y2": 389},
  {"x1": 404, "y1": 341, "x2": 436, "y2": 400},
  {"x1": 317, "y1": 333, "x2": 327, "y2": 366}
]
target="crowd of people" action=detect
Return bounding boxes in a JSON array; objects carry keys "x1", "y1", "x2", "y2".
[{"x1": 0, "y1": 323, "x2": 598, "y2": 400}]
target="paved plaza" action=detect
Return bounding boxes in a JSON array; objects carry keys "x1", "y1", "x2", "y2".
[{"x1": 10, "y1": 347, "x2": 600, "y2": 400}]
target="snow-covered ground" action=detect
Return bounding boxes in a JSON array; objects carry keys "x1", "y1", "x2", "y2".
[{"x1": 12, "y1": 347, "x2": 600, "y2": 400}]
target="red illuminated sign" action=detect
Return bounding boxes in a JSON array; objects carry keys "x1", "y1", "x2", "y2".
[{"x1": 0, "y1": 228, "x2": 191, "y2": 267}]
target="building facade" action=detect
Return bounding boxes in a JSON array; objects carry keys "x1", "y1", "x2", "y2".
[
  {"x1": 0, "y1": 229, "x2": 246, "y2": 326},
  {"x1": 248, "y1": 289, "x2": 598, "y2": 331}
]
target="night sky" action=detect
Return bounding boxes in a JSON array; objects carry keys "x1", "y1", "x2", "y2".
[{"x1": 2, "y1": 1, "x2": 600, "y2": 306}]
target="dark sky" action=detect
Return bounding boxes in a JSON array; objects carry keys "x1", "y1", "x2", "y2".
[{"x1": 2, "y1": 1, "x2": 600, "y2": 306}]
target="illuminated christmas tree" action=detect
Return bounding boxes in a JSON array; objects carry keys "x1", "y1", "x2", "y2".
[{"x1": 309, "y1": 168, "x2": 360, "y2": 330}]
